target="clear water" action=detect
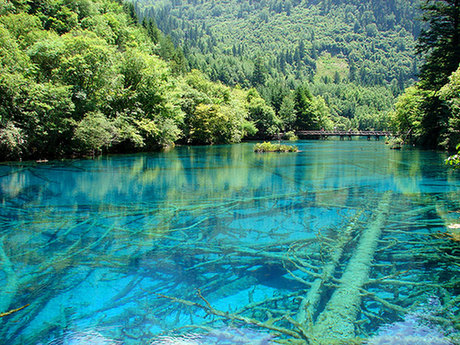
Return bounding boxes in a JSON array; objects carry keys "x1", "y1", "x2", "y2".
[{"x1": 0, "y1": 141, "x2": 458, "y2": 344}]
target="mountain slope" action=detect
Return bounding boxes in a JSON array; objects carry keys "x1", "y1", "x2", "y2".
[{"x1": 131, "y1": 0, "x2": 422, "y2": 130}]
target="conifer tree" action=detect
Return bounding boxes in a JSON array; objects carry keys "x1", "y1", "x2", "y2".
[
  {"x1": 417, "y1": 0, "x2": 460, "y2": 89},
  {"x1": 252, "y1": 57, "x2": 267, "y2": 86}
]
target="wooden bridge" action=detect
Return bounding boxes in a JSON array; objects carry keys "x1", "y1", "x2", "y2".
[{"x1": 295, "y1": 130, "x2": 391, "y2": 140}]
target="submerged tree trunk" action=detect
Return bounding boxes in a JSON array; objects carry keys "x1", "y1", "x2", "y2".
[
  {"x1": 311, "y1": 192, "x2": 392, "y2": 343},
  {"x1": 296, "y1": 210, "x2": 364, "y2": 326}
]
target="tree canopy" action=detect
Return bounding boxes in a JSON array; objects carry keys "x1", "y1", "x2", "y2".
[
  {"x1": 0, "y1": 0, "x2": 280, "y2": 160},
  {"x1": 390, "y1": 0, "x2": 459, "y2": 150},
  {"x1": 417, "y1": 0, "x2": 460, "y2": 89},
  {"x1": 2, "y1": 0, "x2": 457, "y2": 159}
]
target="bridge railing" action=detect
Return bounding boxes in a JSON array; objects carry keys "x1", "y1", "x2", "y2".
[{"x1": 295, "y1": 130, "x2": 391, "y2": 136}]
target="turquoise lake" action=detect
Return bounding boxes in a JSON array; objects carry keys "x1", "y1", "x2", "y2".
[{"x1": 0, "y1": 140, "x2": 458, "y2": 344}]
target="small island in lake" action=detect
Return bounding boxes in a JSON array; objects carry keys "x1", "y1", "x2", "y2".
[{"x1": 254, "y1": 142, "x2": 298, "y2": 153}]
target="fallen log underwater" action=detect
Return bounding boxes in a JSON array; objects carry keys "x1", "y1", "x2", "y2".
[
  {"x1": 154, "y1": 193, "x2": 392, "y2": 342},
  {"x1": 155, "y1": 191, "x2": 459, "y2": 344},
  {"x1": 1, "y1": 190, "x2": 458, "y2": 345},
  {"x1": 310, "y1": 192, "x2": 392, "y2": 344},
  {"x1": 295, "y1": 209, "x2": 365, "y2": 328}
]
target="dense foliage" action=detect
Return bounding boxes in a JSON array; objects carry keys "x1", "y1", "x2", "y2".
[
  {"x1": 390, "y1": 0, "x2": 459, "y2": 150},
  {"x1": 130, "y1": 0, "x2": 421, "y2": 131},
  {"x1": 0, "y1": 0, "x2": 281, "y2": 160}
]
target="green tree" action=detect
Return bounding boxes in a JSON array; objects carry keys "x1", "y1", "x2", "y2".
[
  {"x1": 171, "y1": 46, "x2": 187, "y2": 75},
  {"x1": 389, "y1": 86, "x2": 426, "y2": 140},
  {"x1": 294, "y1": 85, "x2": 314, "y2": 129},
  {"x1": 248, "y1": 96, "x2": 281, "y2": 137},
  {"x1": 56, "y1": 32, "x2": 116, "y2": 116},
  {"x1": 311, "y1": 96, "x2": 333, "y2": 130},
  {"x1": 74, "y1": 111, "x2": 117, "y2": 155},
  {"x1": 187, "y1": 104, "x2": 243, "y2": 144},
  {"x1": 120, "y1": 48, "x2": 147, "y2": 90},
  {"x1": 293, "y1": 85, "x2": 333, "y2": 130},
  {"x1": 252, "y1": 56, "x2": 267, "y2": 86},
  {"x1": 332, "y1": 71, "x2": 340, "y2": 84},
  {"x1": 0, "y1": 12, "x2": 44, "y2": 48},
  {"x1": 279, "y1": 94, "x2": 296, "y2": 131},
  {"x1": 158, "y1": 35, "x2": 176, "y2": 61},
  {"x1": 384, "y1": 0, "x2": 459, "y2": 149},
  {"x1": 0, "y1": 121, "x2": 26, "y2": 159},
  {"x1": 439, "y1": 66, "x2": 460, "y2": 149},
  {"x1": 131, "y1": 53, "x2": 183, "y2": 148},
  {"x1": 0, "y1": 23, "x2": 30, "y2": 73},
  {"x1": 142, "y1": 17, "x2": 160, "y2": 44},
  {"x1": 45, "y1": 4, "x2": 79, "y2": 34},
  {"x1": 180, "y1": 70, "x2": 254, "y2": 144},
  {"x1": 417, "y1": 0, "x2": 460, "y2": 90},
  {"x1": 0, "y1": 66, "x2": 74, "y2": 158},
  {"x1": 27, "y1": 32, "x2": 64, "y2": 81}
]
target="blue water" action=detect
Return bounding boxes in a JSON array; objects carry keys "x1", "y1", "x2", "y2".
[{"x1": 0, "y1": 141, "x2": 458, "y2": 344}]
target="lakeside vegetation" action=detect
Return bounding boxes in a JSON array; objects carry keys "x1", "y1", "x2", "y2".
[
  {"x1": 389, "y1": 0, "x2": 459, "y2": 152},
  {"x1": 0, "y1": 0, "x2": 458, "y2": 161},
  {"x1": 0, "y1": 0, "x2": 283, "y2": 160}
]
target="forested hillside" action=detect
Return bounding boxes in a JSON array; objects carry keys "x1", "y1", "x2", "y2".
[
  {"x1": 390, "y1": 0, "x2": 459, "y2": 151},
  {"x1": 2, "y1": 0, "x2": 455, "y2": 161},
  {"x1": 130, "y1": 0, "x2": 422, "y2": 130},
  {"x1": 0, "y1": 0, "x2": 280, "y2": 160}
]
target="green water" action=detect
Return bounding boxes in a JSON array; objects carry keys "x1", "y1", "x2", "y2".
[{"x1": 0, "y1": 141, "x2": 458, "y2": 344}]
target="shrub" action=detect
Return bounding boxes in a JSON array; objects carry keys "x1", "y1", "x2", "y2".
[
  {"x1": 0, "y1": 122, "x2": 26, "y2": 159},
  {"x1": 285, "y1": 131, "x2": 298, "y2": 141},
  {"x1": 253, "y1": 141, "x2": 298, "y2": 152}
]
